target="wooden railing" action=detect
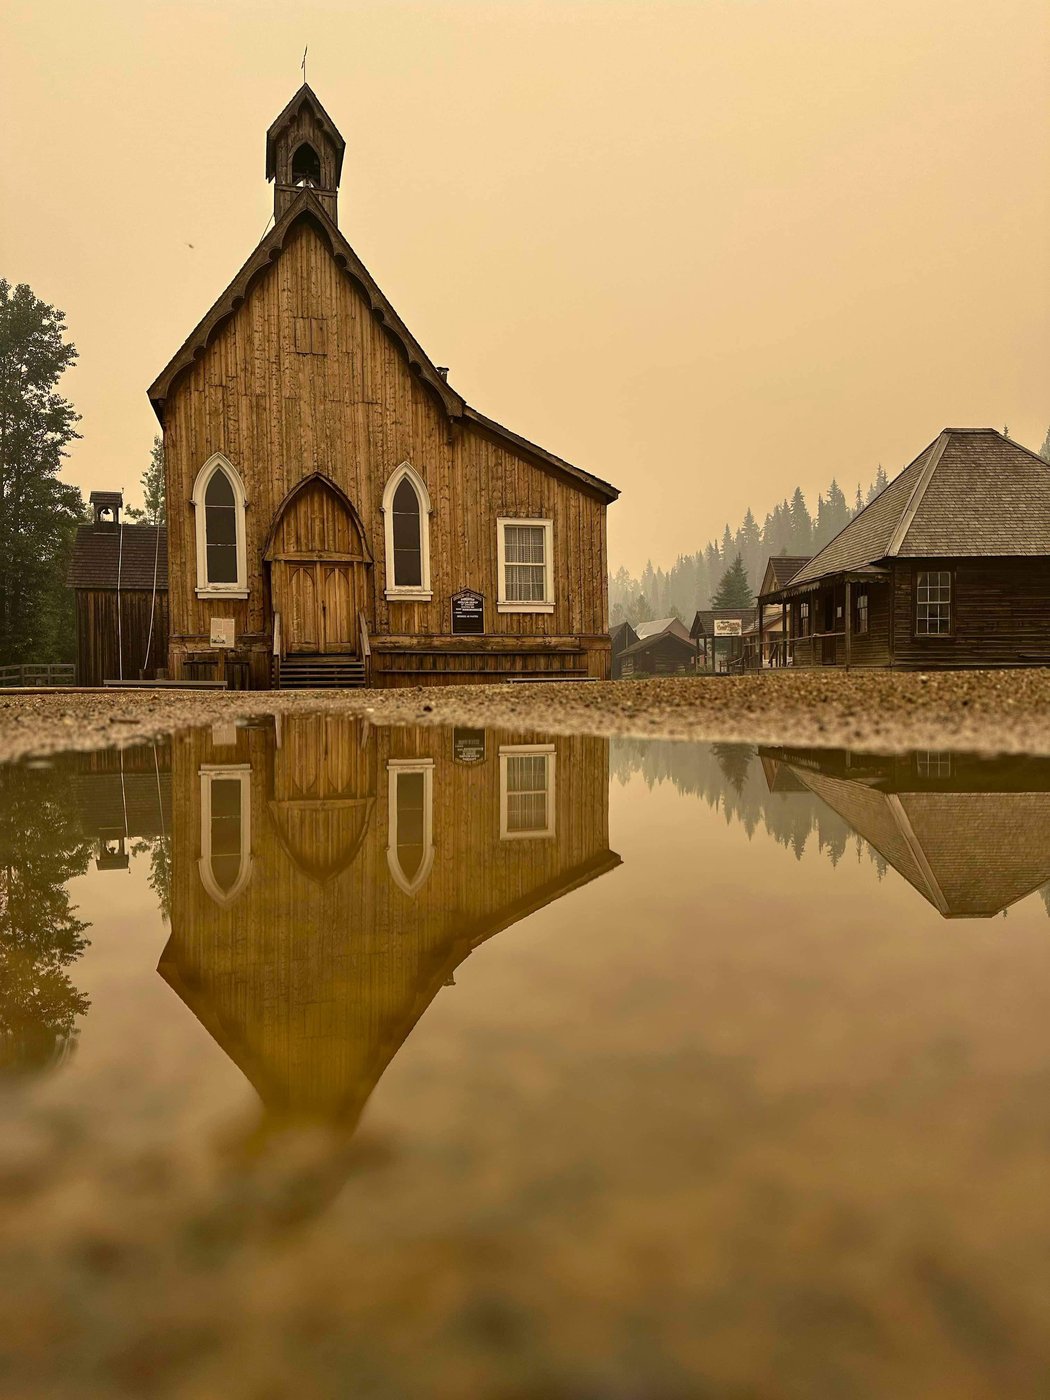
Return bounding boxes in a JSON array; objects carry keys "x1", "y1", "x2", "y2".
[
  {"x1": 0, "y1": 663, "x2": 75, "y2": 687},
  {"x1": 358, "y1": 611, "x2": 371, "y2": 686}
]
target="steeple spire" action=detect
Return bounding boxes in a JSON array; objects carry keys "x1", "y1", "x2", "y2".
[{"x1": 265, "y1": 84, "x2": 346, "y2": 225}]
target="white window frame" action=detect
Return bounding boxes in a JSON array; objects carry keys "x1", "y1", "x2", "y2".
[
  {"x1": 192, "y1": 453, "x2": 249, "y2": 599},
  {"x1": 198, "y1": 763, "x2": 253, "y2": 907},
  {"x1": 382, "y1": 462, "x2": 433, "y2": 601},
  {"x1": 386, "y1": 758, "x2": 435, "y2": 895},
  {"x1": 496, "y1": 517, "x2": 554, "y2": 614},
  {"x1": 499, "y1": 744, "x2": 556, "y2": 840}
]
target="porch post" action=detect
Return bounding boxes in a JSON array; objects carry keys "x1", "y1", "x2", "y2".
[
  {"x1": 757, "y1": 601, "x2": 764, "y2": 672},
  {"x1": 844, "y1": 578, "x2": 852, "y2": 670}
]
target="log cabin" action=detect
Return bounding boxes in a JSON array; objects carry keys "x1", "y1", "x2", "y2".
[
  {"x1": 758, "y1": 429, "x2": 1050, "y2": 669},
  {"x1": 67, "y1": 491, "x2": 168, "y2": 685},
  {"x1": 160, "y1": 713, "x2": 619, "y2": 1133},
  {"x1": 760, "y1": 745, "x2": 1050, "y2": 918},
  {"x1": 617, "y1": 618, "x2": 697, "y2": 677},
  {"x1": 689, "y1": 608, "x2": 756, "y2": 673},
  {"x1": 147, "y1": 84, "x2": 618, "y2": 689}
]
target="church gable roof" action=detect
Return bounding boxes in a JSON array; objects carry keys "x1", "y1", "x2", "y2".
[
  {"x1": 147, "y1": 193, "x2": 618, "y2": 504},
  {"x1": 789, "y1": 430, "x2": 1050, "y2": 588}
]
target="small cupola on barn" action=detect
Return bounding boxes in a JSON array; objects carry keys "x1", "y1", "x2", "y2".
[
  {"x1": 266, "y1": 83, "x2": 346, "y2": 224},
  {"x1": 89, "y1": 489, "x2": 123, "y2": 529}
]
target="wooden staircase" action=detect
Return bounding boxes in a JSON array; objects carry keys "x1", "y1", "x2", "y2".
[{"x1": 275, "y1": 654, "x2": 367, "y2": 689}]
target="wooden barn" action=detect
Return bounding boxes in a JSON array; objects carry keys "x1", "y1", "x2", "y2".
[
  {"x1": 617, "y1": 617, "x2": 696, "y2": 677},
  {"x1": 67, "y1": 491, "x2": 168, "y2": 685},
  {"x1": 160, "y1": 714, "x2": 619, "y2": 1132},
  {"x1": 609, "y1": 620, "x2": 639, "y2": 679},
  {"x1": 147, "y1": 84, "x2": 618, "y2": 689},
  {"x1": 758, "y1": 429, "x2": 1050, "y2": 669}
]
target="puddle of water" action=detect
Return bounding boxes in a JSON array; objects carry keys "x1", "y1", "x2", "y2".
[{"x1": 1, "y1": 716, "x2": 1049, "y2": 1398}]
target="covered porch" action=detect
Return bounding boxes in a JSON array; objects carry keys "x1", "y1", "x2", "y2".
[{"x1": 751, "y1": 565, "x2": 890, "y2": 669}]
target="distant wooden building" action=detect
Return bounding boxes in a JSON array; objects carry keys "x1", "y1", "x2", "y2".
[
  {"x1": 610, "y1": 620, "x2": 639, "y2": 679},
  {"x1": 744, "y1": 556, "x2": 810, "y2": 667},
  {"x1": 617, "y1": 617, "x2": 696, "y2": 677},
  {"x1": 761, "y1": 745, "x2": 1050, "y2": 918},
  {"x1": 690, "y1": 608, "x2": 756, "y2": 673},
  {"x1": 161, "y1": 715, "x2": 619, "y2": 1132},
  {"x1": 67, "y1": 492, "x2": 168, "y2": 685},
  {"x1": 758, "y1": 430, "x2": 1050, "y2": 669},
  {"x1": 148, "y1": 84, "x2": 618, "y2": 689}
]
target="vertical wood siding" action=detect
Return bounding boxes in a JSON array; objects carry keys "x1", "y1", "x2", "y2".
[{"x1": 163, "y1": 219, "x2": 610, "y2": 685}]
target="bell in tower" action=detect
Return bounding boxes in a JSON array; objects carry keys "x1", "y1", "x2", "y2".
[{"x1": 265, "y1": 84, "x2": 346, "y2": 225}]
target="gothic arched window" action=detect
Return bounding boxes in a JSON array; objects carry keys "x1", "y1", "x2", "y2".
[
  {"x1": 382, "y1": 463, "x2": 432, "y2": 600},
  {"x1": 192, "y1": 455, "x2": 248, "y2": 598},
  {"x1": 292, "y1": 143, "x2": 321, "y2": 188},
  {"x1": 386, "y1": 759, "x2": 434, "y2": 896}
]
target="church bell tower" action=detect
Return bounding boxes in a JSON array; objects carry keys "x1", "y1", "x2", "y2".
[{"x1": 265, "y1": 84, "x2": 346, "y2": 225}]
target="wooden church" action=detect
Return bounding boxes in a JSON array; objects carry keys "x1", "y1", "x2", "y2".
[{"x1": 148, "y1": 85, "x2": 618, "y2": 689}]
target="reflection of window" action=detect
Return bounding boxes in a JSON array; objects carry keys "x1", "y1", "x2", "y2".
[
  {"x1": 499, "y1": 744, "x2": 556, "y2": 839},
  {"x1": 497, "y1": 518, "x2": 553, "y2": 612},
  {"x1": 386, "y1": 759, "x2": 434, "y2": 894},
  {"x1": 192, "y1": 454, "x2": 248, "y2": 598},
  {"x1": 855, "y1": 591, "x2": 869, "y2": 634},
  {"x1": 199, "y1": 765, "x2": 252, "y2": 905},
  {"x1": 916, "y1": 570, "x2": 951, "y2": 636},
  {"x1": 916, "y1": 751, "x2": 952, "y2": 778},
  {"x1": 382, "y1": 463, "x2": 432, "y2": 600}
]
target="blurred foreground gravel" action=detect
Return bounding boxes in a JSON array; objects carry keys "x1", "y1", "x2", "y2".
[{"x1": 2, "y1": 669, "x2": 1050, "y2": 760}]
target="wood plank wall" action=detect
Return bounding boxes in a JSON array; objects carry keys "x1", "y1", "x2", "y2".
[
  {"x1": 164, "y1": 717, "x2": 616, "y2": 1125},
  {"x1": 162, "y1": 218, "x2": 611, "y2": 686},
  {"x1": 75, "y1": 589, "x2": 169, "y2": 685}
]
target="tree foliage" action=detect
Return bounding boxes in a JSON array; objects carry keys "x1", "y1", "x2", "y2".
[
  {"x1": 0, "y1": 281, "x2": 83, "y2": 664},
  {"x1": 1040, "y1": 426, "x2": 1050, "y2": 465},
  {"x1": 711, "y1": 553, "x2": 754, "y2": 608},
  {"x1": 0, "y1": 759, "x2": 93, "y2": 1074},
  {"x1": 126, "y1": 435, "x2": 166, "y2": 525}
]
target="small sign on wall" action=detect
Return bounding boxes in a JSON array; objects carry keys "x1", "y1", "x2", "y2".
[
  {"x1": 713, "y1": 618, "x2": 743, "y2": 638},
  {"x1": 210, "y1": 618, "x2": 236, "y2": 649},
  {"x1": 453, "y1": 728, "x2": 486, "y2": 764},
  {"x1": 451, "y1": 589, "x2": 485, "y2": 635}
]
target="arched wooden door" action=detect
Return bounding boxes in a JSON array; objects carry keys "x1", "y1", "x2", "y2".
[{"x1": 266, "y1": 476, "x2": 372, "y2": 655}]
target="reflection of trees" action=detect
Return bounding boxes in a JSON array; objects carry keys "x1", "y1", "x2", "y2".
[
  {"x1": 611, "y1": 739, "x2": 884, "y2": 879},
  {"x1": 132, "y1": 835, "x2": 172, "y2": 922},
  {"x1": 0, "y1": 763, "x2": 93, "y2": 1073}
]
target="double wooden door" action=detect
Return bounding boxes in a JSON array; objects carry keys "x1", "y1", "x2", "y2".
[{"x1": 275, "y1": 559, "x2": 365, "y2": 654}]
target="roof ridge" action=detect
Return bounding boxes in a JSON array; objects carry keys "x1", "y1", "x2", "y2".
[{"x1": 886, "y1": 431, "x2": 949, "y2": 557}]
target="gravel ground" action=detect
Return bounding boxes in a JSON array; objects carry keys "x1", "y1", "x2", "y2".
[{"x1": 3, "y1": 668, "x2": 1050, "y2": 760}]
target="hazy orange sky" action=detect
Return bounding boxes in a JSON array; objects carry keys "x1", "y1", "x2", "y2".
[{"x1": 3, "y1": 0, "x2": 1049, "y2": 573}]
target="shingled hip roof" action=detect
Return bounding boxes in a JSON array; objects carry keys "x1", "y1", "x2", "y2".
[
  {"x1": 786, "y1": 429, "x2": 1050, "y2": 590},
  {"x1": 68, "y1": 523, "x2": 168, "y2": 590}
]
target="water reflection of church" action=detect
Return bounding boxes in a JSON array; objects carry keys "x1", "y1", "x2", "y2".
[
  {"x1": 762, "y1": 747, "x2": 1050, "y2": 918},
  {"x1": 160, "y1": 718, "x2": 619, "y2": 1128}
]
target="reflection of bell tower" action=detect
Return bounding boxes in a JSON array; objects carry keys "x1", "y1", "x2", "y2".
[{"x1": 266, "y1": 83, "x2": 346, "y2": 225}]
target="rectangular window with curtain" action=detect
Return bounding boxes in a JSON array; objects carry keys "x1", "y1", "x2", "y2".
[
  {"x1": 497, "y1": 519, "x2": 553, "y2": 609},
  {"x1": 855, "y1": 590, "x2": 869, "y2": 634}
]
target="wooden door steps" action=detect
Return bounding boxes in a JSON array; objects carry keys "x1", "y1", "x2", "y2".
[{"x1": 276, "y1": 655, "x2": 367, "y2": 689}]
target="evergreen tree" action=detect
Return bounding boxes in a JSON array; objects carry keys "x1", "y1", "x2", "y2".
[
  {"x1": 1039, "y1": 427, "x2": 1050, "y2": 465},
  {"x1": 866, "y1": 464, "x2": 888, "y2": 502},
  {"x1": 126, "y1": 434, "x2": 166, "y2": 525},
  {"x1": 789, "y1": 487, "x2": 812, "y2": 553},
  {"x1": 0, "y1": 281, "x2": 83, "y2": 665},
  {"x1": 711, "y1": 554, "x2": 754, "y2": 608}
]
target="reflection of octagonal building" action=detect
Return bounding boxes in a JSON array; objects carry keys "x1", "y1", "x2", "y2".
[
  {"x1": 161, "y1": 716, "x2": 619, "y2": 1130},
  {"x1": 761, "y1": 747, "x2": 1050, "y2": 918}
]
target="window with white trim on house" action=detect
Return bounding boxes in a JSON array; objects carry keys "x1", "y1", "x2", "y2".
[
  {"x1": 916, "y1": 570, "x2": 951, "y2": 635},
  {"x1": 499, "y1": 744, "x2": 556, "y2": 839},
  {"x1": 192, "y1": 454, "x2": 248, "y2": 598},
  {"x1": 497, "y1": 518, "x2": 553, "y2": 611},
  {"x1": 382, "y1": 464, "x2": 432, "y2": 600}
]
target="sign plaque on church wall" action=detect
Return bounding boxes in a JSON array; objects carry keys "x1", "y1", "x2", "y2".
[
  {"x1": 453, "y1": 728, "x2": 486, "y2": 764},
  {"x1": 451, "y1": 589, "x2": 485, "y2": 635}
]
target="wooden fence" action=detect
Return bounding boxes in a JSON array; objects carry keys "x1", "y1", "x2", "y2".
[{"x1": 0, "y1": 664, "x2": 76, "y2": 688}]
